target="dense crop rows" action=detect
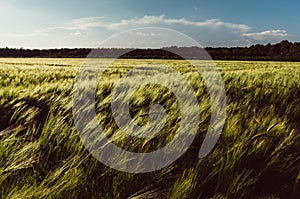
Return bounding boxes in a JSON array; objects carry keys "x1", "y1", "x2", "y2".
[{"x1": 1, "y1": 58, "x2": 299, "y2": 198}]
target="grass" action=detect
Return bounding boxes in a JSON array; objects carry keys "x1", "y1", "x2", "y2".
[{"x1": 0, "y1": 58, "x2": 300, "y2": 198}]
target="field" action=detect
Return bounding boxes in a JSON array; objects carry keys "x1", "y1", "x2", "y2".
[{"x1": 1, "y1": 58, "x2": 300, "y2": 198}]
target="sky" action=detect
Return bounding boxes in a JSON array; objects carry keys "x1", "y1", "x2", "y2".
[{"x1": 0, "y1": 0, "x2": 299, "y2": 49}]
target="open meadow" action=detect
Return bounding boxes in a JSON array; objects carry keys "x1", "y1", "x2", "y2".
[{"x1": 0, "y1": 58, "x2": 300, "y2": 198}]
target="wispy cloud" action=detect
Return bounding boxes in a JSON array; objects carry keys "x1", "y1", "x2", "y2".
[
  {"x1": 69, "y1": 17, "x2": 106, "y2": 30},
  {"x1": 243, "y1": 29, "x2": 288, "y2": 42},
  {"x1": 105, "y1": 15, "x2": 250, "y2": 32},
  {"x1": 35, "y1": 15, "x2": 250, "y2": 34},
  {"x1": 70, "y1": 31, "x2": 88, "y2": 37},
  {"x1": 38, "y1": 17, "x2": 106, "y2": 34},
  {"x1": 132, "y1": 31, "x2": 162, "y2": 37},
  {"x1": 0, "y1": 15, "x2": 289, "y2": 48}
]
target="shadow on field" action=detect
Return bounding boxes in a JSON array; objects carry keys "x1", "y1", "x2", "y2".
[{"x1": 0, "y1": 97, "x2": 50, "y2": 139}]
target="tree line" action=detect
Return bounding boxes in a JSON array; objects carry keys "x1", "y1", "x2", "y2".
[{"x1": 1, "y1": 40, "x2": 300, "y2": 61}]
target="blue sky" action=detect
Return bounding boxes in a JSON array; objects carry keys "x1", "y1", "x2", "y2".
[{"x1": 0, "y1": 0, "x2": 299, "y2": 48}]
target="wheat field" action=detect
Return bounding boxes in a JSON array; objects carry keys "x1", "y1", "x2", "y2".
[{"x1": 0, "y1": 58, "x2": 299, "y2": 198}]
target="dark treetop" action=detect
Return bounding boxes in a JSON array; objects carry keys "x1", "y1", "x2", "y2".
[{"x1": 1, "y1": 40, "x2": 300, "y2": 61}]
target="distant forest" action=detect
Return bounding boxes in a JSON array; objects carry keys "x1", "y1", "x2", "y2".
[{"x1": 1, "y1": 40, "x2": 300, "y2": 61}]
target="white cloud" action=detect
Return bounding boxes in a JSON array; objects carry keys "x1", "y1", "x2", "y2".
[
  {"x1": 105, "y1": 15, "x2": 165, "y2": 29},
  {"x1": 38, "y1": 17, "x2": 106, "y2": 34},
  {"x1": 242, "y1": 29, "x2": 288, "y2": 41},
  {"x1": 68, "y1": 17, "x2": 106, "y2": 30},
  {"x1": 105, "y1": 15, "x2": 250, "y2": 32},
  {"x1": 70, "y1": 31, "x2": 81, "y2": 36},
  {"x1": 35, "y1": 15, "x2": 249, "y2": 33},
  {"x1": 0, "y1": 14, "x2": 289, "y2": 48},
  {"x1": 133, "y1": 31, "x2": 162, "y2": 37},
  {"x1": 29, "y1": 15, "x2": 251, "y2": 38},
  {"x1": 31, "y1": 15, "x2": 251, "y2": 47},
  {"x1": 70, "y1": 31, "x2": 88, "y2": 37}
]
